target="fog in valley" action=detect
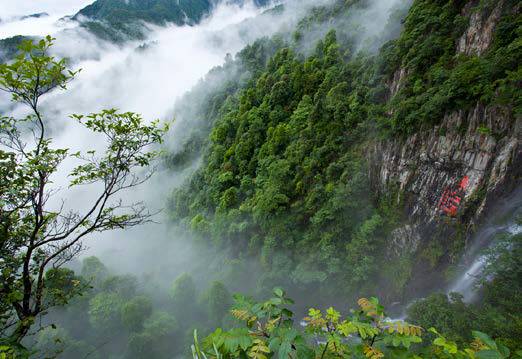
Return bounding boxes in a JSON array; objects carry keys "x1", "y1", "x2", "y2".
[
  {"x1": 2, "y1": 1, "x2": 309, "y2": 278},
  {"x1": 1, "y1": 0, "x2": 411, "y2": 283},
  {"x1": 5, "y1": 1, "x2": 518, "y2": 357}
]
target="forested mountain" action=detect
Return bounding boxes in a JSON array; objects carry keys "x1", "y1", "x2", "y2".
[
  {"x1": 74, "y1": 0, "x2": 213, "y2": 24},
  {"x1": 0, "y1": 36, "x2": 31, "y2": 63},
  {"x1": 168, "y1": 0, "x2": 521, "y2": 353},
  {"x1": 0, "y1": 0, "x2": 272, "y2": 55},
  {"x1": 74, "y1": 0, "x2": 271, "y2": 24},
  {"x1": 72, "y1": 0, "x2": 214, "y2": 40},
  {"x1": 171, "y1": 0, "x2": 521, "y2": 302},
  {"x1": 73, "y1": 0, "x2": 272, "y2": 41},
  {"x1": 1, "y1": 0, "x2": 521, "y2": 358}
]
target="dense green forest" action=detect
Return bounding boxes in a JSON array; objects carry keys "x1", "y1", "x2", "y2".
[
  {"x1": 169, "y1": 0, "x2": 522, "y2": 356},
  {"x1": 170, "y1": 0, "x2": 521, "y2": 302},
  {"x1": 20, "y1": 257, "x2": 234, "y2": 358},
  {"x1": 73, "y1": 0, "x2": 215, "y2": 41},
  {"x1": 73, "y1": 0, "x2": 272, "y2": 42},
  {"x1": 1, "y1": 0, "x2": 521, "y2": 357},
  {"x1": 7, "y1": 227, "x2": 519, "y2": 358}
]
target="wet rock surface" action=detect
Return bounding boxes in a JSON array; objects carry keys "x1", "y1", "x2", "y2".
[
  {"x1": 457, "y1": 0, "x2": 505, "y2": 55},
  {"x1": 372, "y1": 104, "x2": 520, "y2": 227},
  {"x1": 369, "y1": 0, "x2": 521, "y2": 296}
]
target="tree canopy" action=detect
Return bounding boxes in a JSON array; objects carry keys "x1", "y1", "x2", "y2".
[{"x1": 0, "y1": 36, "x2": 167, "y2": 347}]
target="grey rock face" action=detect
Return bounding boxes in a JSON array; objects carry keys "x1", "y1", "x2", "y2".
[
  {"x1": 390, "y1": 224, "x2": 421, "y2": 257},
  {"x1": 372, "y1": 104, "x2": 520, "y2": 226},
  {"x1": 457, "y1": 0, "x2": 505, "y2": 56},
  {"x1": 372, "y1": 0, "x2": 521, "y2": 261}
]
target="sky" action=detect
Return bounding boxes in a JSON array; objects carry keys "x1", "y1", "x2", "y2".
[
  {"x1": 0, "y1": 0, "x2": 93, "y2": 18},
  {"x1": 0, "y1": 0, "x2": 94, "y2": 38}
]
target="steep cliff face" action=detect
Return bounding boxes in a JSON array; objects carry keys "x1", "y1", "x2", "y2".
[
  {"x1": 167, "y1": 0, "x2": 520, "y2": 303},
  {"x1": 374, "y1": 104, "x2": 520, "y2": 224},
  {"x1": 457, "y1": 0, "x2": 506, "y2": 56},
  {"x1": 373, "y1": 104, "x2": 520, "y2": 254},
  {"x1": 372, "y1": 0, "x2": 521, "y2": 292}
]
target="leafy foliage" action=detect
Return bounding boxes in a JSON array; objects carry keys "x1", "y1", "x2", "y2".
[
  {"x1": 201, "y1": 281, "x2": 233, "y2": 327},
  {"x1": 408, "y1": 230, "x2": 522, "y2": 352},
  {"x1": 0, "y1": 36, "x2": 33, "y2": 63},
  {"x1": 9, "y1": 257, "x2": 237, "y2": 358},
  {"x1": 381, "y1": 0, "x2": 522, "y2": 134},
  {"x1": 171, "y1": 28, "x2": 397, "y2": 300},
  {"x1": 170, "y1": 0, "x2": 521, "y2": 306},
  {"x1": 1, "y1": 1, "x2": 520, "y2": 358},
  {"x1": 0, "y1": 36, "x2": 166, "y2": 345},
  {"x1": 193, "y1": 289, "x2": 511, "y2": 359},
  {"x1": 121, "y1": 296, "x2": 153, "y2": 331},
  {"x1": 170, "y1": 273, "x2": 198, "y2": 323}
]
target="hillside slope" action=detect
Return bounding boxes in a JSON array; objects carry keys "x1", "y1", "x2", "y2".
[
  {"x1": 169, "y1": 0, "x2": 521, "y2": 304},
  {"x1": 73, "y1": 0, "x2": 272, "y2": 41},
  {"x1": 74, "y1": 0, "x2": 213, "y2": 25},
  {"x1": 370, "y1": 0, "x2": 521, "y2": 297}
]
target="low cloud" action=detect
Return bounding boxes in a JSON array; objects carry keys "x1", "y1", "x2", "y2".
[
  {"x1": 1, "y1": 0, "x2": 409, "y2": 281},
  {"x1": 0, "y1": 0, "x2": 93, "y2": 38},
  {"x1": 1, "y1": 0, "x2": 337, "y2": 275},
  {"x1": 0, "y1": 0, "x2": 93, "y2": 19}
]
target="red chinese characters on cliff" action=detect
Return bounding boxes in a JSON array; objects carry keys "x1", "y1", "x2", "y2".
[{"x1": 438, "y1": 176, "x2": 469, "y2": 217}]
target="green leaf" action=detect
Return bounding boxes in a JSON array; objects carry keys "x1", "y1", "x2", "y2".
[
  {"x1": 472, "y1": 331, "x2": 497, "y2": 350},
  {"x1": 497, "y1": 344, "x2": 510, "y2": 358},
  {"x1": 475, "y1": 350, "x2": 504, "y2": 359},
  {"x1": 433, "y1": 338, "x2": 445, "y2": 346},
  {"x1": 278, "y1": 342, "x2": 292, "y2": 359},
  {"x1": 273, "y1": 287, "x2": 284, "y2": 297},
  {"x1": 223, "y1": 328, "x2": 252, "y2": 352}
]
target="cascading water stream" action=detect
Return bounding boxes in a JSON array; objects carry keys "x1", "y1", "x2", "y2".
[
  {"x1": 389, "y1": 188, "x2": 522, "y2": 321},
  {"x1": 447, "y1": 223, "x2": 522, "y2": 302},
  {"x1": 445, "y1": 188, "x2": 522, "y2": 302}
]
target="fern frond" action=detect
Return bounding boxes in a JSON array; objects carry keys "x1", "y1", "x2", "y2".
[
  {"x1": 248, "y1": 338, "x2": 270, "y2": 359},
  {"x1": 363, "y1": 345, "x2": 384, "y2": 359}
]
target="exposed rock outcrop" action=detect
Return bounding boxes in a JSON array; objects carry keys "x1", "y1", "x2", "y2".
[
  {"x1": 389, "y1": 224, "x2": 421, "y2": 257},
  {"x1": 372, "y1": 104, "x2": 520, "y2": 228},
  {"x1": 387, "y1": 67, "x2": 408, "y2": 98},
  {"x1": 371, "y1": 102, "x2": 520, "y2": 298},
  {"x1": 457, "y1": 0, "x2": 505, "y2": 55},
  {"x1": 371, "y1": 0, "x2": 521, "y2": 276}
]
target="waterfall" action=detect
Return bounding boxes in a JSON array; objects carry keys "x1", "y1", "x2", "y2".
[
  {"x1": 391, "y1": 188, "x2": 522, "y2": 321},
  {"x1": 447, "y1": 223, "x2": 521, "y2": 302},
  {"x1": 446, "y1": 188, "x2": 522, "y2": 302}
]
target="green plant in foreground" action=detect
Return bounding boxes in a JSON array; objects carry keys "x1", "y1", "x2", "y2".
[{"x1": 191, "y1": 289, "x2": 515, "y2": 358}]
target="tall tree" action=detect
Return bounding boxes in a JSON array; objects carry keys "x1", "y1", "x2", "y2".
[{"x1": 0, "y1": 36, "x2": 167, "y2": 344}]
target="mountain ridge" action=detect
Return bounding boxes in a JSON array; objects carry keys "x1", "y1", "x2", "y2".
[{"x1": 72, "y1": 0, "x2": 273, "y2": 41}]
